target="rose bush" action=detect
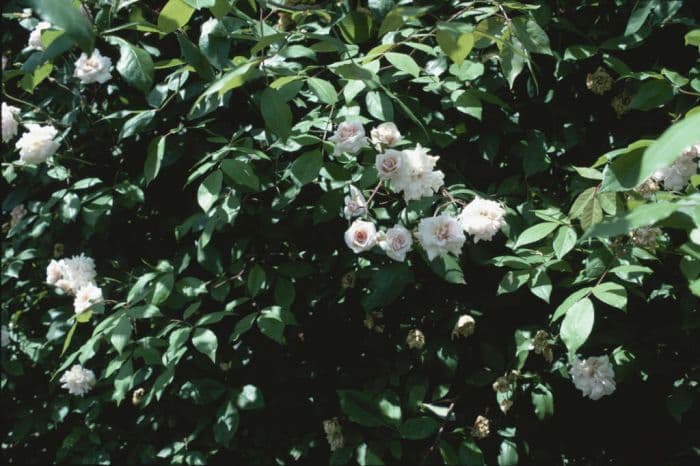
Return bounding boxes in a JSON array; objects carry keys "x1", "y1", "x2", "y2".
[{"x1": 2, "y1": 0, "x2": 700, "y2": 464}]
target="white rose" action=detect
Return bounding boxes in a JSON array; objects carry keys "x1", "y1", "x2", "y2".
[
  {"x1": 343, "y1": 185, "x2": 367, "y2": 219},
  {"x1": 391, "y1": 144, "x2": 445, "y2": 201},
  {"x1": 74, "y1": 283, "x2": 103, "y2": 314},
  {"x1": 15, "y1": 123, "x2": 59, "y2": 165},
  {"x1": 370, "y1": 122, "x2": 401, "y2": 149},
  {"x1": 417, "y1": 214, "x2": 466, "y2": 260},
  {"x1": 379, "y1": 224, "x2": 413, "y2": 262},
  {"x1": 458, "y1": 197, "x2": 506, "y2": 243},
  {"x1": 2, "y1": 102, "x2": 20, "y2": 142},
  {"x1": 74, "y1": 48, "x2": 113, "y2": 84},
  {"x1": 329, "y1": 121, "x2": 368, "y2": 156},
  {"x1": 27, "y1": 21, "x2": 52, "y2": 50},
  {"x1": 375, "y1": 149, "x2": 404, "y2": 180},
  {"x1": 46, "y1": 259, "x2": 64, "y2": 285},
  {"x1": 570, "y1": 355, "x2": 616, "y2": 400},
  {"x1": 344, "y1": 219, "x2": 378, "y2": 253},
  {"x1": 47, "y1": 254, "x2": 97, "y2": 295},
  {"x1": 60, "y1": 364, "x2": 97, "y2": 396}
]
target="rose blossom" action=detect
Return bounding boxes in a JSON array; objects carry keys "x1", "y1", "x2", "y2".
[
  {"x1": 344, "y1": 219, "x2": 378, "y2": 253},
  {"x1": 458, "y1": 197, "x2": 506, "y2": 243},
  {"x1": 60, "y1": 365, "x2": 97, "y2": 396},
  {"x1": 2, "y1": 102, "x2": 20, "y2": 142},
  {"x1": 370, "y1": 122, "x2": 401, "y2": 149},
  {"x1": 378, "y1": 224, "x2": 413, "y2": 262},
  {"x1": 417, "y1": 214, "x2": 466, "y2": 260},
  {"x1": 328, "y1": 121, "x2": 368, "y2": 156},
  {"x1": 74, "y1": 48, "x2": 113, "y2": 84},
  {"x1": 15, "y1": 123, "x2": 59, "y2": 165}
]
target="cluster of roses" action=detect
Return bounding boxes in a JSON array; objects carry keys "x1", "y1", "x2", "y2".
[
  {"x1": 2, "y1": 13, "x2": 115, "y2": 397},
  {"x1": 44, "y1": 254, "x2": 103, "y2": 396},
  {"x1": 331, "y1": 121, "x2": 508, "y2": 265},
  {"x1": 1, "y1": 15, "x2": 113, "y2": 166}
]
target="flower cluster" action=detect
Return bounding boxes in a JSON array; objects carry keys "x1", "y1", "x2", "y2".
[
  {"x1": 335, "y1": 122, "x2": 508, "y2": 264},
  {"x1": 46, "y1": 254, "x2": 103, "y2": 314},
  {"x1": 651, "y1": 144, "x2": 699, "y2": 191},
  {"x1": 377, "y1": 144, "x2": 445, "y2": 201},
  {"x1": 59, "y1": 364, "x2": 97, "y2": 396},
  {"x1": 15, "y1": 123, "x2": 60, "y2": 165},
  {"x1": 570, "y1": 355, "x2": 616, "y2": 400}
]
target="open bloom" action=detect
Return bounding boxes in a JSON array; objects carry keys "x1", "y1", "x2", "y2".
[
  {"x1": 322, "y1": 418, "x2": 344, "y2": 451},
  {"x1": 46, "y1": 254, "x2": 97, "y2": 295},
  {"x1": 392, "y1": 144, "x2": 445, "y2": 201},
  {"x1": 74, "y1": 48, "x2": 113, "y2": 84},
  {"x1": 2, "y1": 102, "x2": 20, "y2": 142},
  {"x1": 570, "y1": 355, "x2": 616, "y2": 400},
  {"x1": 459, "y1": 197, "x2": 506, "y2": 243},
  {"x1": 370, "y1": 122, "x2": 401, "y2": 149},
  {"x1": 60, "y1": 364, "x2": 97, "y2": 396},
  {"x1": 651, "y1": 145, "x2": 698, "y2": 191},
  {"x1": 15, "y1": 124, "x2": 59, "y2": 165},
  {"x1": 417, "y1": 214, "x2": 466, "y2": 260},
  {"x1": 28, "y1": 21, "x2": 51, "y2": 50},
  {"x1": 344, "y1": 219, "x2": 378, "y2": 253},
  {"x1": 379, "y1": 224, "x2": 413, "y2": 262},
  {"x1": 329, "y1": 121, "x2": 368, "y2": 156},
  {"x1": 452, "y1": 314, "x2": 475, "y2": 339},
  {"x1": 74, "y1": 283, "x2": 103, "y2": 314},
  {"x1": 343, "y1": 185, "x2": 367, "y2": 219},
  {"x1": 375, "y1": 149, "x2": 404, "y2": 180}
]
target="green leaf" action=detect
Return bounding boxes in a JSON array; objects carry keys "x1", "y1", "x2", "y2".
[
  {"x1": 361, "y1": 263, "x2": 414, "y2": 310},
  {"x1": 454, "y1": 91, "x2": 482, "y2": 120},
  {"x1": 31, "y1": 0, "x2": 95, "y2": 51},
  {"x1": 260, "y1": 88, "x2": 292, "y2": 139},
  {"x1": 497, "y1": 440, "x2": 519, "y2": 466},
  {"x1": 365, "y1": 91, "x2": 394, "y2": 121},
  {"x1": 529, "y1": 269, "x2": 552, "y2": 303},
  {"x1": 514, "y1": 222, "x2": 559, "y2": 248},
  {"x1": 106, "y1": 36, "x2": 155, "y2": 93},
  {"x1": 197, "y1": 170, "x2": 222, "y2": 212},
  {"x1": 231, "y1": 313, "x2": 258, "y2": 341},
  {"x1": 531, "y1": 383, "x2": 554, "y2": 420},
  {"x1": 257, "y1": 306, "x2": 295, "y2": 344},
  {"x1": 581, "y1": 202, "x2": 678, "y2": 240},
  {"x1": 247, "y1": 264, "x2": 266, "y2": 297},
  {"x1": 214, "y1": 396, "x2": 240, "y2": 446},
  {"x1": 307, "y1": 77, "x2": 338, "y2": 104},
  {"x1": 385, "y1": 52, "x2": 420, "y2": 78},
  {"x1": 221, "y1": 159, "x2": 260, "y2": 191},
  {"x1": 564, "y1": 45, "x2": 597, "y2": 60},
  {"x1": 560, "y1": 298, "x2": 595, "y2": 354},
  {"x1": 628, "y1": 80, "x2": 674, "y2": 111},
  {"x1": 685, "y1": 29, "x2": 700, "y2": 48},
  {"x1": 337, "y1": 389, "x2": 387, "y2": 427},
  {"x1": 624, "y1": 0, "x2": 653, "y2": 36},
  {"x1": 290, "y1": 150, "x2": 323, "y2": 186},
  {"x1": 192, "y1": 328, "x2": 218, "y2": 363},
  {"x1": 399, "y1": 417, "x2": 439, "y2": 440},
  {"x1": 553, "y1": 226, "x2": 577, "y2": 259},
  {"x1": 591, "y1": 282, "x2": 627, "y2": 310},
  {"x1": 437, "y1": 29, "x2": 474, "y2": 65},
  {"x1": 338, "y1": 11, "x2": 373, "y2": 45},
  {"x1": 176, "y1": 32, "x2": 214, "y2": 81},
  {"x1": 119, "y1": 110, "x2": 156, "y2": 139},
  {"x1": 356, "y1": 443, "x2": 384, "y2": 466},
  {"x1": 158, "y1": 0, "x2": 195, "y2": 33},
  {"x1": 61, "y1": 322, "x2": 77, "y2": 357},
  {"x1": 110, "y1": 314, "x2": 132, "y2": 354},
  {"x1": 144, "y1": 136, "x2": 166, "y2": 186},
  {"x1": 512, "y1": 16, "x2": 552, "y2": 56},
  {"x1": 426, "y1": 254, "x2": 465, "y2": 284}
]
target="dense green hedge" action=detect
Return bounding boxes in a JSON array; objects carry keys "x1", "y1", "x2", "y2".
[{"x1": 2, "y1": 0, "x2": 699, "y2": 464}]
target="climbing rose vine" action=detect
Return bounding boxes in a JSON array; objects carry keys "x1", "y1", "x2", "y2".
[{"x1": 1, "y1": 0, "x2": 699, "y2": 464}]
